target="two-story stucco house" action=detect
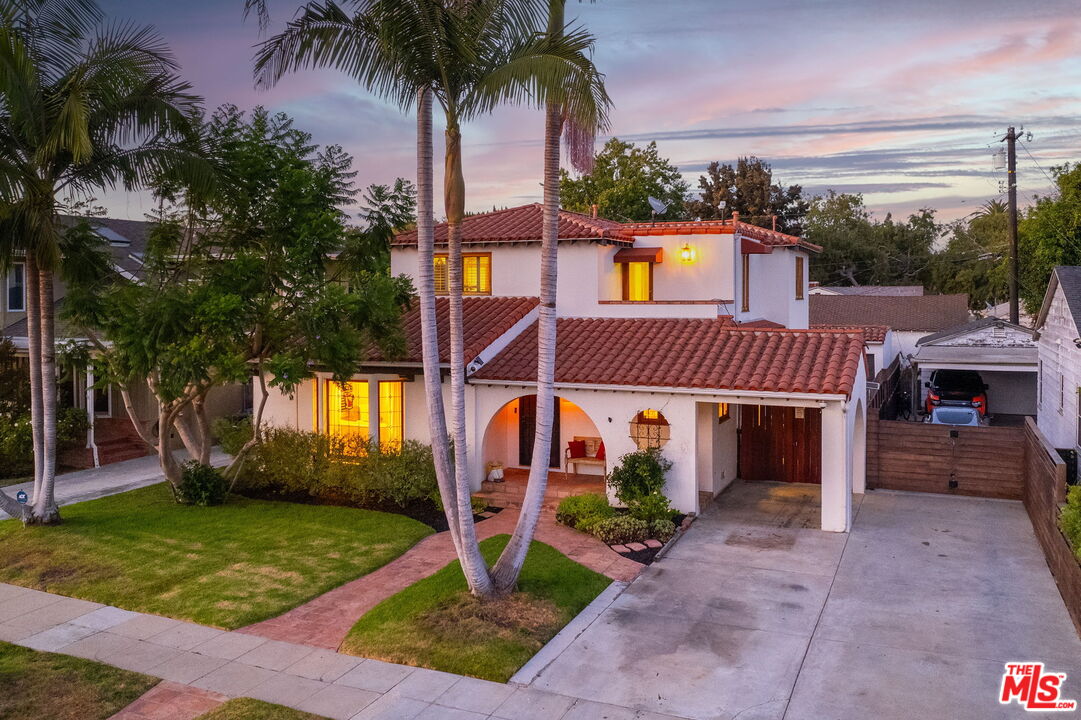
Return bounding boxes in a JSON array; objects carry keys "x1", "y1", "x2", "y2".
[
  {"x1": 1035, "y1": 267, "x2": 1081, "y2": 462},
  {"x1": 263, "y1": 204, "x2": 869, "y2": 532}
]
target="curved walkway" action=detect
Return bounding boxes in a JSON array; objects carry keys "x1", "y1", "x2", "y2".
[{"x1": 239, "y1": 509, "x2": 642, "y2": 650}]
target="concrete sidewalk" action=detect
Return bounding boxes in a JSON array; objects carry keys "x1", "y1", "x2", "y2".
[
  {"x1": 0, "y1": 448, "x2": 229, "y2": 519},
  {"x1": 0, "y1": 582, "x2": 687, "y2": 720}
]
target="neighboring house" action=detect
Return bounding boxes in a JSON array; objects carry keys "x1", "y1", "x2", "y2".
[
  {"x1": 2, "y1": 217, "x2": 244, "y2": 467},
  {"x1": 808, "y1": 284, "x2": 925, "y2": 297},
  {"x1": 810, "y1": 293, "x2": 971, "y2": 365},
  {"x1": 1034, "y1": 267, "x2": 1081, "y2": 457},
  {"x1": 264, "y1": 204, "x2": 869, "y2": 532},
  {"x1": 912, "y1": 318, "x2": 1038, "y2": 419},
  {"x1": 808, "y1": 324, "x2": 893, "y2": 379},
  {"x1": 985, "y1": 299, "x2": 1035, "y2": 327}
]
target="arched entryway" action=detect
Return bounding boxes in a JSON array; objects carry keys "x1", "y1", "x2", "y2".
[{"x1": 482, "y1": 394, "x2": 606, "y2": 475}]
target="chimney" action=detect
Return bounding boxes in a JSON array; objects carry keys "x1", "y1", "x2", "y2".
[
  {"x1": 591, "y1": 203, "x2": 598, "y2": 219},
  {"x1": 732, "y1": 211, "x2": 740, "y2": 225}
]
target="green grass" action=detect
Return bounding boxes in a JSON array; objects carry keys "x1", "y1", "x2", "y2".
[
  {"x1": 0, "y1": 483, "x2": 433, "y2": 629},
  {"x1": 341, "y1": 534, "x2": 611, "y2": 682},
  {"x1": 0, "y1": 640, "x2": 158, "y2": 720},
  {"x1": 195, "y1": 698, "x2": 328, "y2": 720}
]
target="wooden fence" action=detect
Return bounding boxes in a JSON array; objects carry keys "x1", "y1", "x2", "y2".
[
  {"x1": 1022, "y1": 418, "x2": 1081, "y2": 636},
  {"x1": 866, "y1": 417, "x2": 1025, "y2": 500}
]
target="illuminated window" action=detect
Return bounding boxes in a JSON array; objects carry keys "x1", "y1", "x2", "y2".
[
  {"x1": 433, "y1": 254, "x2": 491, "y2": 295},
  {"x1": 718, "y1": 402, "x2": 730, "y2": 424},
  {"x1": 630, "y1": 409, "x2": 670, "y2": 449},
  {"x1": 795, "y1": 257, "x2": 805, "y2": 300},
  {"x1": 379, "y1": 381, "x2": 403, "y2": 448},
  {"x1": 741, "y1": 254, "x2": 750, "y2": 312},
  {"x1": 326, "y1": 380, "x2": 369, "y2": 441},
  {"x1": 622, "y1": 262, "x2": 652, "y2": 301}
]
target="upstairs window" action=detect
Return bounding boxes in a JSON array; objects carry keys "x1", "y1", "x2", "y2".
[
  {"x1": 795, "y1": 256, "x2": 805, "y2": 300},
  {"x1": 741, "y1": 254, "x2": 751, "y2": 312},
  {"x1": 433, "y1": 253, "x2": 491, "y2": 295},
  {"x1": 7, "y1": 263, "x2": 24, "y2": 312},
  {"x1": 621, "y1": 262, "x2": 653, "y2": 301}
]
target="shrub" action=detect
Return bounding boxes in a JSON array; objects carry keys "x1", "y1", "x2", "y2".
[
  {"x1": 607, "y1": 447, "x2": 672, "y2": 505},
  {"x1": 650, "y1": 518, "x2": 677, "y2": 543},
  {"x1": 1061, "y1": 485, "x2": 1081, "y2": 563},
  {"x1": 591, "y1": 515, "x2": 650, "y2": 545},
  {"x1": 0, "y1": 406, "x2": 89, "y2": 479},
  {"x1": 556, "y1": 493, "x2": 615, "y2": 530},
  {"x1": 177, "y1": 462, "x2": 228, "y2": 506},
  {"x1": 212, "y1": 414, "x2": 253, "y2": 455},
  {"x1": 627, "y1": 492, "x2": 677, "y2": 525},
  {"x1": 233, "y1": 427, "x2": 439, "y2": 510}
]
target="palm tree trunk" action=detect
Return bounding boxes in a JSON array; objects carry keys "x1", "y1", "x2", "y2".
[
  {"x1": 492, "y1": 98, "x2": 563, "y2": 590},
  {"x1": 415, "y1": 89, "x2": 465, "y2": 560},
  {"x1": 445, "y1": 120, "x2": 494, "y2": 597},
  {"x1": 31, "y1": 267, "x2": 59, "y2": 524},
  {"x1": 25, "y1": 256, "x2": 44, "y2": 502}
]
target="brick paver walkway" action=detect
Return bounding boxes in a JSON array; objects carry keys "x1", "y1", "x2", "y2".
[
  {"x1": 109, "y1": 682, "x2": 226, "y2": 720},
  {"x1": 239, "y1": 509, "x2": 642, "y2": 649}
]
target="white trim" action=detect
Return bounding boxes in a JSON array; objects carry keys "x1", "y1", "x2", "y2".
[
  {"x1": 467, "y1": 377, "x2": 849, "y2": 405},
  {"x1": 467, "y1": 305, "x2": 540, "y2": 375},
  {"x1": 914, "y1": 361, "x2": 1037, "y2": 373}
]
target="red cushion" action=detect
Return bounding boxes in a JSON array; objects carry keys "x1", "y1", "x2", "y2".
[
  {"x1": 596, "y1": 442, "x2": 606, "y2": 460},
  {"x1": 568, "y1": 440, "x2": 587, "y2": 458}
]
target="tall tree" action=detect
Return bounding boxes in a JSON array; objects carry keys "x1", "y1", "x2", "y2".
[
  {"x1": 930, "y1": 200, "x2": 1008, "y2": 311},
  {"x1": 685, "y1": 156, "x2": 808, "y2": 234},
  {"x1": 490, "y1": 0, "x2": 609, "y2": 591},
  {"x1": 0, "y1": 0, "x2": 202, "y2": 523},
  {"x1": 560, "y1": 138, "x2": 688, "y2": 222},
  {"x1": 252, "y1": 0, "x2": 606, "y2": 596},
  {"x1": 1016, "y1": 163, "x2": 1081, "y2": 313}
]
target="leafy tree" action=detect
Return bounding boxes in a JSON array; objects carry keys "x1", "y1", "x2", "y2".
[
  {"x1": 560, "y1": 138, "x2": 689, "y2": 222},
  {"x1": 1017, "y1": 164, "x2": 1081, "y2": 313},
  {"x1": 251, "y1": 0, "x2": 607, "y2": 597},
  {"x1": 930, "y1": 201, "x2": 1008, "y2": 311},
  {"x1": 66, "y1": 106, "x2": 412, "y2": 497},
  {"x1": 685, "y1": 156, "x2": 808, "y2": 234},
  {"x1": 0, "y1": 0, "x2": 203, "y2": 524}
]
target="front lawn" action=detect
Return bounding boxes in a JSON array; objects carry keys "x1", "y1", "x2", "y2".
[
  {"x1": 340, "y1": 534, "x2": 611, "y2": 682},
  {"x1": 196, "y1": 698, "x2": 328, "y2": 720},
  {"x1": 0, "y1": 483, "x2": 433, "y2": 628},
  {"x1": 0, "y1": 640, "x2": 158, "y2": 720}
]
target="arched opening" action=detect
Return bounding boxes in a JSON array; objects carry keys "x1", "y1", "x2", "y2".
[
  {"x1": 852, "y1": 400, "x2": 867, "y2": 495},
  {"x1": 481, "y1": 394, "x2": 607, "y2": 490}
]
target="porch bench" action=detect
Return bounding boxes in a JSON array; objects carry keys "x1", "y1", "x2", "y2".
[{"x1": 565, "y1": 436, "x2": 606, "y2": 476}]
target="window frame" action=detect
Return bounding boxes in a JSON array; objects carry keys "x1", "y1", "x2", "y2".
[
  {"x1": 7, "y1": 262, "x2": 25, "y2": 312},
  {"x1": 795, "y1": 256, "x2": 805, "y2": 300},
  {"x1": 620, "y1": 261, "x2": 654, "y2": 301},
  {"x1": 433, "y1": 252, "x2": 492, "y2": 296},
  {"x1": 378, "y1": 380, "x2": 404, "y2": 448}
]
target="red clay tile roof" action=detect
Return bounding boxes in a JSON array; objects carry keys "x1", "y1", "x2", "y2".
[
  {"x1": 474, "y1": 318, "x2": 864, "y2": 396},
  {"x1": 809, "y1": 294, "x2": 970, "y2": 332},
  {"x1": 739, "y1": 319, "x2": 786, "y2": 329},
  {"x1": 622, "y1": 219, "x2": 821, "y2": 252},
  {"x1": 367, "y1": 296, "x2": 538, "y2": 364},
  {"x1": 811, "y1": 324, "x2": 889, "y2": 343},
  {"x1": 392, "y1": 204, "x2": 633, "y2": 247}
]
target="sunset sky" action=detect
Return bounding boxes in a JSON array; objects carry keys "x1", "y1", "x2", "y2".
[{"x1": 98, "y1": 0, "x2": 1081, "y2": 224}]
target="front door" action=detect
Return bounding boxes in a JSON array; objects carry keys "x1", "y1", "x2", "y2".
[
  {"x1": 739, "y1": 405, "x2": 821, "y2": 484},
  {"x1": 518, "y1": 395, "x2": 561, "y2": 468}
]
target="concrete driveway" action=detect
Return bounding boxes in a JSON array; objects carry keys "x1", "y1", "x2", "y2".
[{"x1": 530, "y1": 481, "x2": 1081, "y2": 720}]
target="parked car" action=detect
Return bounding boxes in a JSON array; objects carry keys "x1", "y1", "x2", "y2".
[
  {"x1": 924, "y1": 369, "x2": 988, "y2": 416},
  {"x1": 926, "y1": 406, "x2": 984, "y2": 426}
]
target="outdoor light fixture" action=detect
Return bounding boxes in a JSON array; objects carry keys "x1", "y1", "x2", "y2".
[{"x1": 679, "y1": 243, "x2": 697, "y2": 263}]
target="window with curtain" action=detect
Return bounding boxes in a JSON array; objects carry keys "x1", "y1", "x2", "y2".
[
  {"x1": 433, "y1": 254, "x2": 491, "y2": 295},
  {"x1": 379, "y1": 381, "x2": 403, "y2": 448},
  {"x1": 326, "y1": 380, "x2": 369, "y2": 441},
  {"x1": 621, "y1": 262, "x2": 652, "y2": 301},
  {"x1": 7, "y1": 263, "x2": 24, "y2": 312}
]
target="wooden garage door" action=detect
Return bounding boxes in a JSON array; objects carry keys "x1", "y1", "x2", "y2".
[{"x1": 739, "y1": 405, "x2": 821, "y2": 484}]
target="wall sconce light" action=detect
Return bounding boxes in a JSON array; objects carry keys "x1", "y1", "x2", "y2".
[{"x1": 679, "y1": 243, "x2": 697, "y2": 263}]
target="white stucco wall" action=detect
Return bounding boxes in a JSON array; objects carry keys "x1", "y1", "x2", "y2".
[
  {"x1": 735, "y1": 246, "x2": 810, "y2": 328},
  {"x1": 1038, "y1": 286, "x2": 1081, "y2": 450}
]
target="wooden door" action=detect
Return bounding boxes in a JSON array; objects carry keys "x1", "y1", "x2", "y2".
[
  {"x1": 518, "y1": 395, "x2": 561, "y2": 468},
  {"x1": 739, "y1": 405, "x2": 821, "y2": 484}
]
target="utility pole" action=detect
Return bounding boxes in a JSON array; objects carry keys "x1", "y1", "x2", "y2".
[{"x1": 1002, "y1": 126, "x2": 1020, "y2": 324}]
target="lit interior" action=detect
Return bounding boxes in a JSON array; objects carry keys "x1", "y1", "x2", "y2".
[
  {"x1": 378, "y1": 381, "x2": 404, "y2": 447},
  {"x1": 626, "y1": 262, "x2": 650, "y2": 301},
  {"x1": 327, "y1": 380, "x2": 369, "y2": 440}
]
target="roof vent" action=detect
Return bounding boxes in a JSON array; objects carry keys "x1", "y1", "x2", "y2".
[{"x1": 95, "y1": 227, "x2": 130, "y2": 247}]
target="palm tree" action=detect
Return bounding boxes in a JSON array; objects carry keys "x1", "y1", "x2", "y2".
[
  {"x1": 490, "y1": 0, "x2": 608, "y2": 591},
  {"x1": 0, "y1": 0, "x2": 202, "y2": 524},
  {"x1": 253, "y1": 0, "x2": 606, "y2": 596}
]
